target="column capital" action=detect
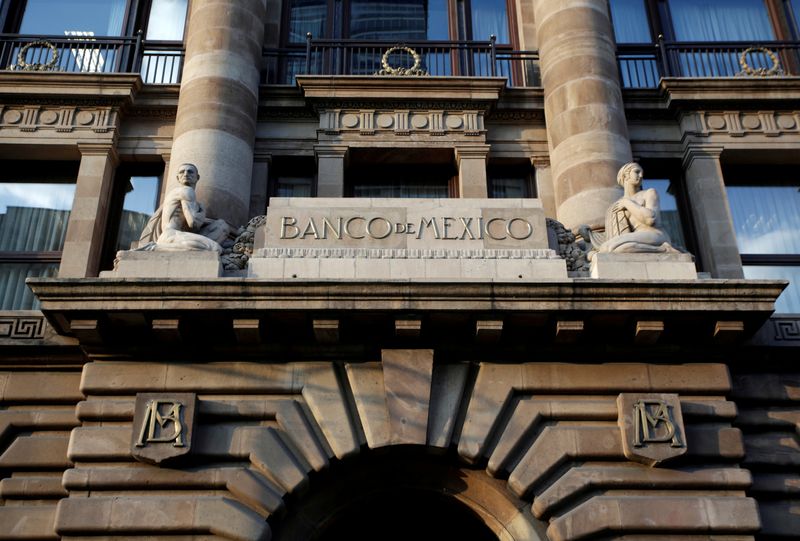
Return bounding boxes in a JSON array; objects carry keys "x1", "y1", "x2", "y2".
[
  {"x1": 455, "y1": 144, "x2": 491, "y2": 164},
  {"x1": 77, "y1": 143, "x2": 119, "y2": 164},
  {"x1": 682, "y1": 145, "x2": 724, "y2": 169},
  {"x1": 531, "y1": 155, "x2": 551, "y2": 168},
  {"x1": 314, "y1": 145, "x2": 349, "y2": 159}
]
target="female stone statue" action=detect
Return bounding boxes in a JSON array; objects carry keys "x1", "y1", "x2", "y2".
[{"x1": 579, "y1": 162, "x2": 679, "y2": 256}]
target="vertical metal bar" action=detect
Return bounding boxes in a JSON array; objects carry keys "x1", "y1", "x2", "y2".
[
  {"x1": 490, "y1": 34, "x2": 496, "y2": 76},
  {"x1": 305, "y1": 32, "x2": 312, "y2": 74},
  {"x1": 656, "y1": 34, "x2": 670, "y2": 77}
]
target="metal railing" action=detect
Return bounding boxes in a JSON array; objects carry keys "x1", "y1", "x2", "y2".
[
  {"x1": 618, "y1": 37, "x2": 800, "y2": 88},
  {"x1": 263, "y1": 34, "x2": 541, "y2": 87},
  {"x1": 0, "y1": 32, "x2": 184, "y2": 84}
]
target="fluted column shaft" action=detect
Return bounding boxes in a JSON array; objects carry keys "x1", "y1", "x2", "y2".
[
  {"x1": 168, "y1": 0, "x2": 267, "y2": 226},
  {"x1": 534, "y1": 0, "x2": 632, "y2": 230}
]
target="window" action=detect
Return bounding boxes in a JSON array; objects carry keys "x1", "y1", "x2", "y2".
[
  {"x1": 140, "y1": 0, "x2": 188, "y2": 84},
  {"x1": 280, "y1": 0, "x2": 515, "y2": 80},
  {"x1": 270, "y1": 157, "x2": 316, "y2": 199},
  {"x1": 346, "y1": 148, "x2": 455, "y2": 198},
  {"x1": 0, "y1": 0, "x2": 188, "y2": 82},
  {"x1": 487, "y1": 162, "x2": 534, "y2": 198},
  {"x1": 101, "y1": 165, "x2": 162, "y2": 270},
  {"x1": 638, "y1": 159, "x2": 695, "y2": 256},
  {"x1": 610, "y1": 0, "x2": 800, "y2": 84},
  {"x1": 727, "y1": 178, "x2": 800, "y2": 314},
  {"x1": 0, "y1": 161, "x2": 78, "y2": 310}
]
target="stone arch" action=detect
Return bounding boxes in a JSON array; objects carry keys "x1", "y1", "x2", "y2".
[
  {"x1": 269, "y1": 447, "x2": 546, "y2": 541},
  {"x1": 59, "y1": 353, "x2": 757, "y2": 540}
]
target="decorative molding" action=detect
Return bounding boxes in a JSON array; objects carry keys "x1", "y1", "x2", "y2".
[
  {"x1": 773, "y1": 319, "x2": 800, "y2": 341},
  {"x1": 486, "y1": 109, "x2": 544, "y2": 121},
  {"x1": 0, "y1": 316, "x2": 46, "y2": 339},
  {"x1": 0, "y1": 104, "x2": 117, "y2": 133},
  {"x1": 318, "y1": 108, "x2": 485, "y2": 137},
  {"x1": 255, "y1": 247, "x2": 559, "y2": 260},
  {"x1": 692, "y1": 110, "x2": 799, "y2": 137}
]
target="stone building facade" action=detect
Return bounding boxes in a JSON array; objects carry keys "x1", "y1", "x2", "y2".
[{"x1": 0, "y1": 0, "x2": 799, "y2": 539}]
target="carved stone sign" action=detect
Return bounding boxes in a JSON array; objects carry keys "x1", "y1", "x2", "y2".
[
  {"x1": 258, "y1": 198, "x2": 550, "y2": 250},
  {"x1": 617, "y1": 393, "x2": 687, "y2": 466},
  {"x1": 131, "y1": 393, "x2": 197, "y2": 464}
]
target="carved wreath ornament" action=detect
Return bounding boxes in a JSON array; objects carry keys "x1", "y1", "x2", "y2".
[
  {"x1": 737, "y1": 46, "x2": 783, "y2": 77},
  {"x1": 9, "y1": 40, "x2": 60, "y2": 71},
  {"x1": 376, "y1": 46, "x2": 428, "y2": 76}
]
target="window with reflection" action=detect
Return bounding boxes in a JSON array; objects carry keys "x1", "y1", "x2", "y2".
[
  {"x1": 488, "y1": 162, "x2": 534, "y2": 198},
  {"x1": 346, "y1": 148, "x2": 455, "y2": 198},
  {"x1": 270, "y1": 157, "x2": 316, "y2": 200},
  {"x1": 280, "y1": 0, "x2": 514, "y2": 81},
  {"x1": 0, "y1": 161, "x2": 78, "y2": 310},
  {"x1": 609, "y1": 0, "x2": 800, "y2": 84},
  {"x1": 727, "y1": 179, "x2": 800, "y2": 314},
  {"x1": 115, "y1": 175, "x2": 160, "y2": 252},
  {"x1": 1, "y1": 0, "x2": 188, "y2": 82}
]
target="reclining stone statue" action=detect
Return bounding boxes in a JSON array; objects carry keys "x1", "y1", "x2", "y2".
[
  {"x1": 137, "y1": 163, "x2": 233, "y2": 253},
  {"x1": 578, "y1": 162, "x2": 680, "y2": 258}
]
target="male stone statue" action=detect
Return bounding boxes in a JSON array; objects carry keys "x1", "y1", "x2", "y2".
[
  {"x1": 579, "y1": 162, "x2": 680, "y2": 257},
  {"x1": 137, "y1": 163, "x2": 233, "y2": 253}
]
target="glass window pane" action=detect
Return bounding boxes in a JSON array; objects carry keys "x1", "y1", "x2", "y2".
[
  {"x1": 609, "y1": 0, "x2": 652, "y2": 43},
  {"x1": 470, "y1": 0, "x2": 509, "y2": 43},
  {"x1": 727, "y1": 184, "x2": 800, "y2": 254},
  {"x1": 0, "y1": 262, "x2": 59, "y2": 310},
  {"x1": 645, "y1": 178, "x2": 686, "y2": 251},
  {"x1": 116, "y1": 176, "x2": 159, "y2": 252},
  {"x1": 350, "y1": 0, "x2": 428, "y2": 40},
  {"x1": 668, "y1": 0, "x2": 775, "y2": 41},
  {"x1": 793, "y1": 0, "x2": 800, "y2": 33},
  {"x1": 19, "y1": 0, "x2": 127, "y2": 36},
  {"x1": 288, "y1": 0, "x2": 327, "y2": 42},
  {"x1": 743, "y1": 265, "x2": 800, "y2": 314},
  {"x1": 146, "y1": 0, "x2": 188, "y2": 41},
  {"x1": 352, "y1": 182, "x2": 448, "y2": 198},
  {"x1": 0, "y1": 183, "x2": 75, "y2": 251},
  {"x1": 276, "y1": 177, "x2": 313, "y2": 197}
]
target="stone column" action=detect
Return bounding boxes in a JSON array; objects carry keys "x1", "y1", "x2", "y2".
[
  {"x1": 315, "y1": 146, "x2": 348, "y2": 197},
  {"x1": 59, "y1": 144, "x2": 118, "y2": 277},
  {"x1": 683, "y1": 147, "x2": 744, "y2": 278},
  {"x1": 532, "y1": 156, "x2": 556, "y2": 218},
  {"x1": 534, "y1": 0, "x2": 632, "y2": 230},
  {"x1": 455, "y1": 145, "x2": 489, "y2": 198},
  {"x1": 167, "y1": 0, "x2": 267, "y2": 227}
]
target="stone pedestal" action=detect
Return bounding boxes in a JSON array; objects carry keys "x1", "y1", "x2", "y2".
[
  {"x1": 100, "y1": 251, "x2": 222, "y2": 278},
  {"x1": 590, "y1": 253, "x2": 697, "y2": 280}
]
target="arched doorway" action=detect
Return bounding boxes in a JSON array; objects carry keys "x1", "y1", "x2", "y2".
[{"x1": 270, "y1": 448, "x2": 546, "y2": 541}]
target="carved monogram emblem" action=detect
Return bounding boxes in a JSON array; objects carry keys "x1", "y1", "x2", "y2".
[
  {"x1": 632, "y1": 399, "x2": 682, "y2": 448},
  {"x1": 135, "y1": 400, "x2": 185, "y2": 448},
  {"x1": 617, "y1": 393, "x2": 687, "y2": 466},
  {"x1": 131, "y1": 393, "x2": 196, "y2": 464}
]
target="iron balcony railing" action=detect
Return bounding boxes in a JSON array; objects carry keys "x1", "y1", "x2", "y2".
[
  {"x1": 0, "y1": 32, "x2": 184, "y2": 84},
  {"x1": 618, "y1": 37, "x2": 800, "y2": 88},
  {"x1": 263, "y1": 34, "x2": 541, "y2": 87}
]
